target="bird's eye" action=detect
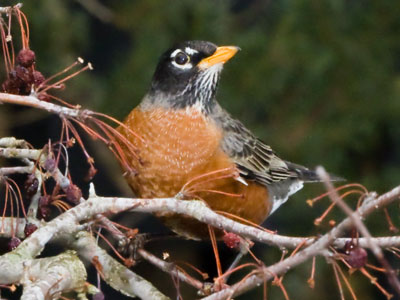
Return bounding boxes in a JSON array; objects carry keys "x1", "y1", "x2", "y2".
[{"x1": 174, "y1": 52, "x2": 189, "y2": 65}]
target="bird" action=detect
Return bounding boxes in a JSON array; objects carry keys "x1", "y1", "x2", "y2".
[{"x1": 118, "y1": 40, "x2": 334, "y2": 240}]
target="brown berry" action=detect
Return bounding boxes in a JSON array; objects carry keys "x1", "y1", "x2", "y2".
[
  {"x1": 223, "y1": 232, "x2": 241, "y2": 249},
  {"x1": 24, "y1": 174, "x2": 39, "y2": 198},
  {"x1": 345, "y1": 247, "x2": 368, "y2": 269},
  {"x1": 15, "y1": 65, "x2": 32, "y2": 83},
  {"x1": 8, "y1": 237, "x2": 21, "y2": 251},
  {"x1": 38, "y1": 92, "x2": 51, "y2": 102},
  {"x1": 66, "y1": 184, "x2": 82, "y2": 204},
  {"x1": 17, "y1": 49, "x2": 36, "y2": 67},
  {"x1": 44, "y1": 157, "x2": 56, "y2": 172},
  {"x1": 39, "y1": 195, "x2": 52, "y2": 206},
  {"x1": 344, "y1": 240, "x2": 355, "y2": 254},
  {"x1": 24, "y1": 223, "x2": 38, "y2": 237},
  {"x1": 38, "y1": 205, "x2": 51, "y2": 219},
  {"x1": 32, "y1": 70, "x2": 45, "y2": 86},
  {"x1": 2, "y1": 77, "x2": 21, "y2": 94}
]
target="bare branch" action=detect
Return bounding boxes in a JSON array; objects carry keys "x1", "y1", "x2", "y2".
[
  {"x1": 200, "y1": 184, "x2": 400, "y2": 300},
  {"x1": 0, "y1": 201, "x2": 169, "y2": 299},
  {"x1": 0, "y1": 3, "x2": 22, "y2": 14},
  {"x1": 137, "y1": 248, "x2": 205, "y2": 291},
  {"x1": 20, "y1": 251, "x2": 87, "y2": 300},
  {"x1": 0, "y1": 93, "x2": 83, "y2": 118},
  {"x1": 317, "y1": 166, "x2": 400, "y2": 296},
  {"x1": 71, "y1": 231, "x2": 171, "y2": 300},
  {"x1": 0, "y1": 166, "x2": 33, "y2": 176}
]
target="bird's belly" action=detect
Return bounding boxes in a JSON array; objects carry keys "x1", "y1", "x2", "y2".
[
  {"x1": 121, "y1": 107, "x2": 224, "y2": 196},
  {"x1": 119, "y1": 107, "x2": 271, "y2": 239}
]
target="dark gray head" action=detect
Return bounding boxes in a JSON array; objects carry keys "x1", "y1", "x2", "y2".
[{"x1": 144, "y1": 40, "x2": 239, "y2": 113}]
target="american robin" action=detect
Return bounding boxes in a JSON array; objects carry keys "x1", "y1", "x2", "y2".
[{"x1": 118, "y1": 40, "x2": 332, "y2": 239}]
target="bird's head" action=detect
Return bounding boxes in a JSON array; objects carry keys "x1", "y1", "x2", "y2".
[{"x1": 145, "y1": 40, "x2": 239, "y2": 113}]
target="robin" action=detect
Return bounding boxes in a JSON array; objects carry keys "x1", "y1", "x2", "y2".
[{"x1": 118, "y1": 40, "x2": 333, "y2": 239}]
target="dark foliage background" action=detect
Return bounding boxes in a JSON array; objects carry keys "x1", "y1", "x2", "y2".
[{"x1": 1, "y1": 0, "x2": 400, "y2": 299}]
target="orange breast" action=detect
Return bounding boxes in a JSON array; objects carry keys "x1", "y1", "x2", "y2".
[{"x1": 119, "y1": 107, "x2": 271, "y2": 239}]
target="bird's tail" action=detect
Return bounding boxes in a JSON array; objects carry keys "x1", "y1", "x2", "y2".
[{"x1": 285, "y1": 161, "x2": 344, "y2": 182}]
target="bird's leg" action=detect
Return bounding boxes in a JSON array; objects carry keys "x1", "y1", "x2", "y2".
[{"x1": 225, "y1": 249, "x2": 248, "y2": 277}]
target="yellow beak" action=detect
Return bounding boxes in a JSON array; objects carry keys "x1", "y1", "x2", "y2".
[{"x1": 198, "y1": 46, "x2": 240, "y2": 69}]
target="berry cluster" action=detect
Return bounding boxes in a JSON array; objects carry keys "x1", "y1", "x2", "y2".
[
  {"x1": 7, "y1": 223, "x2": 38, "y2": 251},
  {"x1": 2, "y1": 49, "x2": 45, "y2": 96}
]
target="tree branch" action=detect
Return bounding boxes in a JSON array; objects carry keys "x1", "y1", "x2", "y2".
[
  {"x1": 317, "y1": 166, "x2": 400, "y2": 295},
  {"x1": 0, "y1": 93, "x2": 83, "y2": 118},
  {"x1": 20, "y1": 251, "x2": 87, "y2": 300},
  {"x1": 200, "y1": 184, "x2": 400, "y2": 300},
  {"x1": 71, "y1": 231, "x2": 171, "y2": 300}
]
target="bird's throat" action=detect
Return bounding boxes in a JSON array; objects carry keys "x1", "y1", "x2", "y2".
[
  {"x1": 143, "y1": 89, "x2": 218, "y2": 115},
  {"x1": 145, "y1": 64, "x2": 222, "y2": 115}
]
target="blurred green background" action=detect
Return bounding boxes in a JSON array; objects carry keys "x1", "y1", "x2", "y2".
[{"x1": 1, "y1": 0, "x2": 400, "y2": 299}]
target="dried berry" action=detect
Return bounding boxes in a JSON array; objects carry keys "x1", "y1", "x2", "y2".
[
  {"x1": 15, "y1": 65, "x2": 31, "y2": 83},
  {"x1": 38, "y1": 92, "x2": 51, "y2": 102},
  {"x1": 17, "y1": 49, "x2": 36, "y2": 67},
  {"x1": 44, "y1": 157, "x2": 56, "y2": 172},
  {"x1": 2, "y1": 78, "x2": 21, "y2": 94},
  {"x1": 38, "y1": 205, "x2": 51, "y2": 219},
  {"x1": 32, "y1": 70, "x2": 45, "y2": 86},
  {"x1": 39, "y1": 195, "x2": 52, "y2": 206},
  {"x1": 8, "y1": 69, "x2": 17, "y2": 79},
  {"x1": 8, "y1": 237, "x2": 21, "y2": 251},
  {"x1": 223, "y1": 232, "x2": 241, "y2": 249},
  {"x1": 345, "y1": 246, "x2": 368, "y2": 269},
  {"x1": 24, "y1": 174, "x2": 39, "y2": 198},
  {"x1": 24, "y1": 223, "x2": 38, "y2": 237},
  {"x1": 11, "y1": 65, "x2": 33, "y2": 95},
  {"x1": 3, "y1": 69, "x2": 24, "y2": 94},
  {"x1": 66, "y1": 184, "x2": 82, "y2": 204}
]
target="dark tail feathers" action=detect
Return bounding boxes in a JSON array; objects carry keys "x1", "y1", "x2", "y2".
[{"x1": 285, "y1": 161, "x2": 345, "y2": 182}]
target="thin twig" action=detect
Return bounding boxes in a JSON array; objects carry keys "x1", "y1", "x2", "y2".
[
  {"x1": 317, "y1": 166, "x2": 400, "y2": 296},
  {"x1": 137, "y1": 248, "x2": 204, "y2": 291}
]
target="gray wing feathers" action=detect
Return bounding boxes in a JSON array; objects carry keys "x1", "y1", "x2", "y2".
[
  {"x1": 212, "y1": 106, "x2": 296, "y2": 185},
  {"x1": 210, "y1": 104, "x2": 342, "y2": 215},
  {"x1": 211, "y1": 105, "x2": 328, "y2": 185}
]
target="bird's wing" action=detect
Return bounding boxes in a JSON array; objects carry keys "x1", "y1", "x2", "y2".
[
  {"x1": 219, "y1": 119, "x2": 293, "y2": 185},
  {"x1": 213, "y1": 107, "x2": 316, "y2": 186}
]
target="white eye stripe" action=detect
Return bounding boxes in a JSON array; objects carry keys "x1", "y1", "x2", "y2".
[
  {"x1": 170, "y1": 47, "x2": 199, "y2": 58},
  {"x1": 171, "y1": 60, "x2": 193, "y2": 69},
  {"x1": 185, "y1": 47, "x2": 198, "y2": 55}
]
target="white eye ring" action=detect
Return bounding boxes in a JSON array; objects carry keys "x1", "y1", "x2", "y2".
[
  {"x1": 170, "y1": 49, "x2": 182, "y2": 58},
  {"x1": 170, "y1": 49, "x2": 193, "y2": 70}
]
